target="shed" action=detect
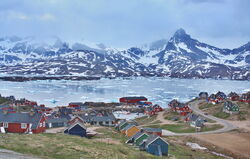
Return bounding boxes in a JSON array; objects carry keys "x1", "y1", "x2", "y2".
[
  {"x1": 142, "y1": 128, "x2": 162, "y2": 136},
  {"x1": 141, "y1": 135, "x2": 169, "y2": 156},
  {"x1": 64, "y1": 122, "x2": 87, "y2": 137}
]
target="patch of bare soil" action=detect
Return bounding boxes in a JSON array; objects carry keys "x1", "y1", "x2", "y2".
[
  {"x1": 194, "y1": 132, "x2": 250, "y2": 159},
  {"x1": 229, "y1": 120, "x2": 250, "y2": 132}
]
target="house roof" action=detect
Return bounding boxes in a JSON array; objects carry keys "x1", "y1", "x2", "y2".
[
  {"x1": 142, "y1": 127, "x2": 162, "y2": 133},
  {"x1": 0, "y1": 110, "x2": 44, "y2": 129},
  {"x1": 195, "y1": 119, "x2": 205, "y2": 127},
  {"x1": 216, "y1": 91, "x2": 227, "y2": 98},
  {"x1": 121, "y1": 124, "x2": 136, "y2": 131},
  {"x1": 91, "y1": 113, "x2": 116, "y2": 122},
  {"x1": 144, "y1": 134, "x2": 168, "y2": 148},
  {"x1": 65, "y1": 121, "x2": 87, "y2": 132},
  {"x1": 228, "y1": 92, "x2": 239, "y2": 97},
  {"x1": 46, "y1": 117, "x2": 69, "y2": 123}
]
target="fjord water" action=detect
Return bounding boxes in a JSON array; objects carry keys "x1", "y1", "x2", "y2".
[{"x1": 0, "y1": 77, "x2": 249, "y2": 107}]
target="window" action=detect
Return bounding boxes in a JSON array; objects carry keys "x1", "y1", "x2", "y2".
[
  {"x1": 40, "y1": 123, "x2": 42, "y2": 127},
  {"x1": 3, "y1": 122, "x2": 8, "y2": 128},
  {"x1": 21, "y1": 123, "x2": 27, "y2": 129},
  {"x1": 43, "y1": 121, "x2": 45, "y2": 127}
]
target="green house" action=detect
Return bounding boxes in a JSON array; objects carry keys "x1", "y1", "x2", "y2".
[
  {"x1": 118, "y1": 122, "x2": 129, "y2": 131},
  {"x1": 135, "y1": 133, "x2": 149, "y2": 146},
  {"x1": 223, "y1": 101, "x2": 239, "y2": 114}
]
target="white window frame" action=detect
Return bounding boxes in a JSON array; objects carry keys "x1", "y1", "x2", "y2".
[
  {"x1": 3, "y1": 122, "x2": 8, "y2": 128},
  {"x1": 40, "y1": 122, "x2": 42, "y2": 127},
  {"x1": 43, "y1": 121, "x2": 45, "y2": 127},
  {"x1": 21, "y1": 123, "x2": 27, "y2": 129}
]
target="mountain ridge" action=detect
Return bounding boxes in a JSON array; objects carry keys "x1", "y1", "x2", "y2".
[{"x1": 0, "y1": 29, "x2": 249, "y2": 80}]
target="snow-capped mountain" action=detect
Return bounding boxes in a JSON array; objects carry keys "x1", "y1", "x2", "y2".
[{"x1": 0, "y1": 29, "x2": 249, "y2": 80}]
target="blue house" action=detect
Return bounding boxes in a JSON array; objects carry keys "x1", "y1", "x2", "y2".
[
  {"x1": 64, "y1": 122, "x2": 87, "y2": 137},
  {"x1": 140, "y1": 135, "x2": 169, "y2": 156}
]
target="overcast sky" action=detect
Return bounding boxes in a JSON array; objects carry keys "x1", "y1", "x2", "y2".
[{"x1": 0, "y1": 0, "x2": 249, "y2": 48}]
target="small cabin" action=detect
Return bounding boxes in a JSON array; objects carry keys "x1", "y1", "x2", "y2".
[
  {"x1": 142, "y1": 128, "x2": 162, "y2": 136},
  {"x1": 141, "y1": 135, "x2": 169, "y2": 156},
  {"x1": 223, "y1": 101, "x2": 239, "y2": 114},
  {"x1": 64, "y1": 122, "x2": 87, "y2": 137},
  {"x1": 227, "y1": 92, "x2": 240, "y2": 101}
]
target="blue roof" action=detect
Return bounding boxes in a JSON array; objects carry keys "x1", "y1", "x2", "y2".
[
  {"x1": 121, "y1": 123, "x2": 135, "y2": 131},
  {"x1": 142, "y1": 127, "x2": 162, "y2": 132}
]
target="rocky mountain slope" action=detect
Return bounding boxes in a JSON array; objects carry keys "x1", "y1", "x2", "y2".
[{"x1": 0, "y1": 29, "x2": 249, "y2": 80}]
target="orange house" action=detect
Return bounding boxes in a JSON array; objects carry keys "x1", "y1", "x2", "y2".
[
  {"x1": 121, "y1": 124, "x2": 136, "y2": 135},
  {"x1": 125, "y1": 126, "x2": 140, "y2": 137}
]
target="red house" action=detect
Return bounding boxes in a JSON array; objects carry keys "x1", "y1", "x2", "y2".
[
  {"x1": 120, "y1": 96, "x2": 147, "y2": 104},
  {"x1": 227, "y1": 92, "x2": 240, "y2": 101},
  {"x1": 239, "y1": 92, "x2": 250, "y2": 103},
  {"x1": 144, "y1": 107, "x2": 156, "y2": 116},
  {"x1": 152, "y1": 105, "x2": 163, "y2": 112},
  {"x1": 0, "y1": 111, "x2": 46, "y2": 134},
  {"x1": 142, "y1": 128, "x2": 162, "y2": 136}
]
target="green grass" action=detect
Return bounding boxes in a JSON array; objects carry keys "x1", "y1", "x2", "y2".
[
  {"x1": 213, "y1": 112, "x2": 230, "y2": 119},
  {"x1": 199, "y1": 103, "x2": 214, "y2": 110},
  {"x1": 164, "y1": 111, "x2": 180, "y2": 121},
  {"x1": 202, "y1": 124, "x2": 223, "y2": 132},
  {"x1": 0, "y1": 132, "x2": 162, "y2": 159},
  {"x1": 0, "y1": 129, "x2": 225, "y2": 159},
  {"x1": 150, "y1": 124, "x2": 196, "y2": 133}
]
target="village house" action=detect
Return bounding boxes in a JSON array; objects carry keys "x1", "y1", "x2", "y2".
[
  {"x1": 119, "y1": 96, "x2": 148, "y2": 104},
  {"x1": 125, "y1": 125, "x2": 140, "y2": 137},
  {"x1": 126, "y1": 131, "x2": 149, "y2": 146},
  {"x1": 140, "y1": 135, "x2": 169, "y2": 156},
  {"x1": 215, "y1": 91, "x2": 227, "y2": 102},
  {"x1": 223, "y1": 101, "x2": 239, "y2": 114},
  {"x1": 90, "y1": 113, "x2": 116, "y2": 126},
  {"x1": 0, "y1": 110, "x2": 46, "y2": 134},
  {"x1": 185, "y1": 113, "x2": 205, "y2": 131},
  {"x1": 46, "y1": 117, "x2": 69, "y2": 128},
  {"x1": 67, "y1": 116, "x2": 85, "y2": 125},
  {"x1": 68, "y1": 102, "x2": 87, "y2": 110},
  {"x1": 141, "y1": 128, "x2": 162, "y2": 136},
  {"x1": 227, "y1": 92, "x2": 240, "y2": 101},
  {"x1": 152, "y1": 104, "x2": 164, "y2": 112},
  {"x1": 144, "y1": 107, "x2": 156, "y2": 116},
  {"x1": 239, "y1": 92, "x2": 250, "y2": 103},
  {"x1": 168, "y1": 100, "x2": 190, "y2": 114},
  {"x1": 64, "y1": 121, "x2": 87, "y2": 137},
  {"x1": 115, "y1": 120, "x2": 129, "y2": 131},
  {"x1": 199, "y1": 92, "x2": 208, "y2": 99},
  {"x1": 208, "y1": 94, "x2": 217, "y2": 103}
]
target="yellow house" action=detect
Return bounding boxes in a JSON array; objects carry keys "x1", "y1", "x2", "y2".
[{"x1": 125, "y1": 125, "x2": 140, "y2": 137}]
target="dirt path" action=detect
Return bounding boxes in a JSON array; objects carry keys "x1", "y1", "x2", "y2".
[
  {"x1": 156, "y1": 111, "x2": 176, "y2": 125},
  {"x1": 228, "y1": 120, "x2": 250, "y2": 132},
  {"x1": 194, "y1": 132, "x2": 250, "y2": 159}
]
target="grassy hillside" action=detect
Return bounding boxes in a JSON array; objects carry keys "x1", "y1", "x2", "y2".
[
  {"x1": 0, "y1": 127, "x2": 225, "y2": 159},
  {"x1": 198, "y1": 101, "x2": 250, "y2": 121}
]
